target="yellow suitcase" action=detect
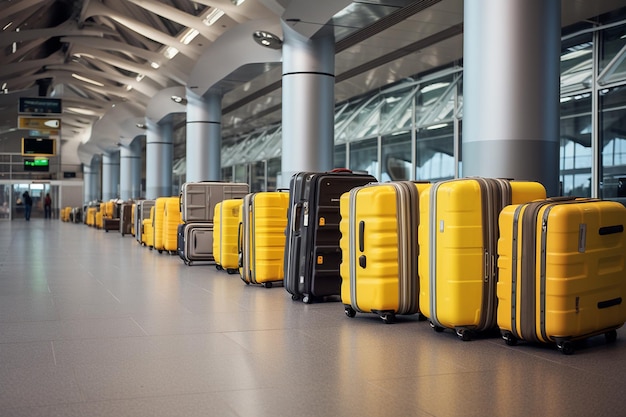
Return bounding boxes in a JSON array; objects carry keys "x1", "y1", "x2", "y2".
[
  {"x1": 498, "y1": 197, "x2": 626, "y2": 354},
  {"x1": 214, "y1": 199, "x2": 243, "y2": 274},
  {"x1": 340, "y1": 181, "x2": 431, "y2": 323},
  {"x1": 162, "y1": 197, "x2": 183, "y2": 254},
  {"x1": 418, "y1": 178, "x2": 546, "y2": 340},
  {"x1": 152, "y1": 197, "x2": 168, "y2": 252},
  {"x1": 142, "y1": 206, "x2": 155, "y2": 248},
  {"x1": 239, "y1": 192, "x2": 289, "y2": 287}
]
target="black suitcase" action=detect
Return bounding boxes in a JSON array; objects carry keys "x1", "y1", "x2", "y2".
[
  {"x1": 177, "y1": 222, "x2": 214, "y2": 266},
  {"x1": 120, "y1": 203, "x2": 133, "y2": 236},
  {"x1": 284, "y1": 169, "x2": 376, "y2": 303}
]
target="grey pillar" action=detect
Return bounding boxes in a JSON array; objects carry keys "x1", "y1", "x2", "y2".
[
  {"x1": 186, "y1": 90, "x2": 222, "y2": 182},
  {"x1": 101, "y1": 151, "x2": 120, "y2": 201},
  {"x1": 145, "y1": 119, "x2": 173, "y2": 199},
  {"x1": 83, "y1": 164, "x2": 94, "y2": 204},
  {"x1": 120, "y1": 138, "x2": 142, "y2": 200},
  {"x1": 83, "y1": 156, "x2": 101, "y2": 203},
  {"x1": 462, "y1": 0, "x2": 560, "y2": 196},
  {"x1": 279, "y1": 23, "x2": 335, "y2": 188}
]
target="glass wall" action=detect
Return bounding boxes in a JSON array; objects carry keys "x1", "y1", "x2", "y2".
[{"x1": 217, "y1": 16, "x2": 626, "y2": 202}]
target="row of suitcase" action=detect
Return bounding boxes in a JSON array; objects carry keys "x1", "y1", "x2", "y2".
[{"x1": 338, "y1": 178, "x2": 626, "y2": 354}]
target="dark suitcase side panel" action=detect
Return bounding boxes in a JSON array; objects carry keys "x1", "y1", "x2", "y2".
[{"x1": 178, "y1": 223, "x2": 214, "y2": 265}]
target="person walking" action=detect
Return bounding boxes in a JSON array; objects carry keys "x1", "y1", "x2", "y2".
[
  {"x1": 23, "y1": 191, "x2": 32, "y2": 221},
  {"x1": 44, "y1": 193, "x2": 52, "y2": 219}
]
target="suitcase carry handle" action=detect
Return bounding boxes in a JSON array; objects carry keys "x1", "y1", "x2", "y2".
[
  {"x1": 599, "y1": 225, "x2": 624, "y2": 235},
  {"x1": 330, "y1": 168, "x2": 352, "y2": 173},
  {"x1": 358, "y1": 221, "x2": 367, "y2": 269}
]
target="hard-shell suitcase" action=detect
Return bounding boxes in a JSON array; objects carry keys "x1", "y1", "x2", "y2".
[
  {"x1": 120, "y1": 203, "x2": 134, "y2": 236},
  {"x1": 152, "y1": 197, "x2": 168, "y2": 252},
  {"x1": 239, "y1": 192, "x2": 290, "y2": 287},
  {"x1": 142, "y1": 206, "x2": 155, "y2": 248},
  {"x1": 284, "y1": 170, "x2": 377, "y2": 303},
  {"x1": 177, "y1": 222, "x2": 214, "y2": 266},
  {"x1": 163, "y1": 197, "x2": 183, "y2": 254},
  {"x1": 180, "y1": 181, "x2": 249, "y2": 223},
  {"x1": 497, "y1": 197, "x2": 626, "y2": 354},
  {"x1": 135, "y1": 200, "x2": 155, "y2": 243},
  {"x1": 340, "y1": 181, "x2": 431, "y2": 323},
  {"x1": 214, "y1": 199, "x2": 243, "y2": 274},
  {"x1": 418, "y1": 178, "x2": 546, "y2": 340}
]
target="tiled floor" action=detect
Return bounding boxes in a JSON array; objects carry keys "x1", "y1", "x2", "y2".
[{"x1": 1, "y1": 218, "x2": 626, "y2": 417}]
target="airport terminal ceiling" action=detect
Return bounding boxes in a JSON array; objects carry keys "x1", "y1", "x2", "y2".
[{"x1": 2, "y1": 0, "x2": 626, "y2": 170}]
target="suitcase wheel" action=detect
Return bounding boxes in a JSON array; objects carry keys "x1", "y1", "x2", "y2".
[
  {"x1": 344, "y1": 306, "x2": 356, "y2": 318},
  {"x1": 302, "y1": 295, "x2": 310, "y2": 304},
  {"x1": 502, "y1": 331, "x2": 518, "y2": 346},
  {"x1": 263, "y1": 282, "x2": 273, "y2": 289},
  {"x1": 216, "y1": 264, "x2": 223, "y2": 271},
  {"x1": 429, "y1": 321, "x2": 445, "y2": 333},
  {"x1": 605, "y1": 330, "x2": 618, "y2": 344},
  {"x1": 380, "y1": 312, "x2": 396, "y2": 324},
  {"x1": 456, "y1": 328, "x2": 471, "y2": 341},
  {"x1": 226, "y1": 269, "x2": 238, "y2": 275},
  {"x1": 291, "y1": 294, "x2": 301, "y2": 302},
  {"x1": 556, "y1": 340, "x2": 574, "y2": 355}
]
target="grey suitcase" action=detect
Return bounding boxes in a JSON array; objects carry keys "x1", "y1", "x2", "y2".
[
  {"x1": 177, "y1": 222, "x2": 215, "y2": 266},
  {"x1": 180, "y1": 182, "x2": 249, "y2": 223}
]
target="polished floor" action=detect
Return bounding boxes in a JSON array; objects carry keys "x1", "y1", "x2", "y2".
[{"x1": 1, "y1": 217, "x2": 626, "y2": 417}]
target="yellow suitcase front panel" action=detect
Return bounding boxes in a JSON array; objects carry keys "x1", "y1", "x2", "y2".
[
  {"x1": 213, "y1": 202, "x2": 223, "y2": 265},
  {"x1": 419, "y1": 179, "x2": 485, "y2": 328},
  {"x1": 499, "y1": 200, "x2": 626, "y2": 344},
  {"x1": 250, "y1": 192, "x2": 289, "y2": 283},
  {"x1": 153, "y1": 198, "x2": 168, "y2": 251},
  {"x1": 217, "y1": 199, "x2": 242, "y2": 271},
  {"x1": 163, "y1": 197, "x2": 182, "y2": 252},
  {"x1": 341, "y1": 184, "x2": 402, "y2": 313}
]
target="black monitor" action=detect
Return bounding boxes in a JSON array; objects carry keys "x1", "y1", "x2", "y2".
[{"x1": 22, "y1": 137, "x2": 56, "y2": 156}]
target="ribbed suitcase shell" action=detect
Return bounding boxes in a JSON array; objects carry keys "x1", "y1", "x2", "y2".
[
  {"x1": 239, "y1": 192, "x2": 289, "y2": 286},
  {"x1": 162, "y1": 197, "x2": 183, "y2": 253},
  {"x1": 142, "y1": 206, "x2": 155, "y2": 248},
  {"x1": 497, "y1": 198, "x2": 626, "y2": 353},
  {"x1": 340, "y1": 181, "x2": 431, "y2": 322},
  {"x1": 418, "y1": 178, "x2": 546, "y2": 339},
  {"x1": 180, "y1": 182, "x2": 249, "y2": 222},
  {"x1": 284, "y1": 171, "x2": 377, "y2": 302},
  {"x1": 152, "y1": 197, "x2": 168, "y2": 251},
  {"x1": 177, "y1": 222, "x2": 214, "y2": 265},
  {"x1": 214, "y1": 199, "x2": 242, "y2": 273},
  {"x1": 86, "y1": 207, "x2": 97, "y2": 226}
]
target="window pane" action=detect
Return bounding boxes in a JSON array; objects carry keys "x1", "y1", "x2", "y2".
[
  {"x1": 599, "y1": 24, "x2": 626, "y2": 78},
  {"x1": 267, "y1": 157, "x2": 280, "y2": 191},
  {"x1": 599, "y1": 86, "x2": 626, "y2": 199},
  {"x1": 416, "y1": 124, "x2": 454, "y2": 181},
  {"x1": 561, "y1": 35, "x2": 593, "y2": 95},
  {"x1": 251, "y1": 160, "x2": 266, "y2": 192},
  {"x1": 349, "y1": 138, "x2": 378, "y2": 179},
  {"x1": 381, "y1": 132, "x2": 412, "y2": 181},
  {"x1": 560, "y1": 93, "x2": 592, "y2": 197},
  {"x1": 334, "y1": 144, "x2": 346, "y2": 169}
]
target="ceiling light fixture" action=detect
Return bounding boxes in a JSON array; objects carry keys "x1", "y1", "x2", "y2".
[
  {"x1": 202, "y1": 9, "x2": 225, "y2": 26},
  {"x1": 252, "y1": 31, "x2": 282, "y2": 49},
  {"x1": 231, "y1": 0, "x2": 246, "y2": 5},
  {"x1": 136, "y1": 123, "x2": 146, "y2": 129},
  {"x1": 150, "y1": 61, "x2": 160, "y2": 69},
  {"x1": 171, "y1": 95, "x2": 187, "y2": 104},
  {"x1": 2, "y1": 22, "x2": 12, "y2": 31},
  {"x1": 164, "y1": 46, "x2": 179, "y2": 59},
  {"x1": 181, "y1": 28, "x2": 199, "y2": 45},
  {"x1": 135, "y1": 74, "x2": 145, "y2": 82},
  {"x1": 71, "y1": 73, "x2": 105, "y2": 87}
]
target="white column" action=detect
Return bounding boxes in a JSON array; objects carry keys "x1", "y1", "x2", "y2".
[
  {"x1": 186, "y1": 90, "x2": 222, "y2": 182},
  {"x1": 462, "y1": 0, "x2": 561, "y2": 196},
  {"x1": 145, "y1": 119, "x2": 174, "y2": 199},
  {"x1": 279, "y1": 23, "x2": 335, "y2": 188}
]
